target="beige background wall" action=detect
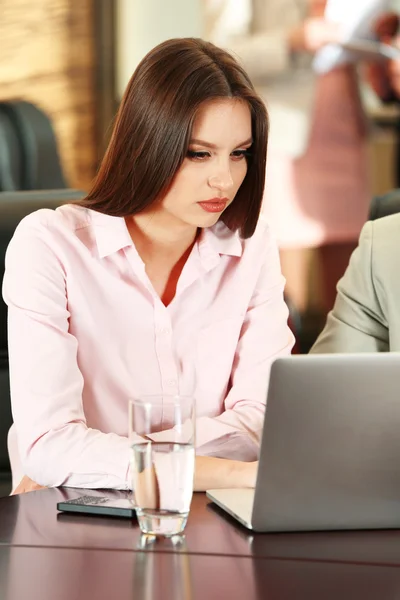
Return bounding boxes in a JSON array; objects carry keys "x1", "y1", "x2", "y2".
[
  {"x1": 0, "y1": 0, "x2": 97, "y2": 191},
  {"x1": 116, "y1": 0, "x2": 203, "y2": 97}
]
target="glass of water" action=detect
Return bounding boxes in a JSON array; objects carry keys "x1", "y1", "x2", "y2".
[{"x1": 129, "y1": 395, "x2": 195, "y2": 537}]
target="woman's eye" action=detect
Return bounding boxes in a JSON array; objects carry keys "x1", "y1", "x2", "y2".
[
  {"x1": 187, "y1": 150, "x2": 211, "y2": 161},
  {"x1": 231, "y1": 149, "x2": 251, "y2": 161},
  {"x1": 187, "y1": 148, "x2": 252, "y2": 162}
]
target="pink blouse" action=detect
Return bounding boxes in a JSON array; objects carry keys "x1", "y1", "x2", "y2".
[{"x1": 3, "y1": 205, "x2": 294, "y2": 490}]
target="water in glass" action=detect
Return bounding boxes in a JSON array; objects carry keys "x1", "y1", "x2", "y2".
[{"x1": 131, "y1": 441, "x2": 195, "y2": 536}]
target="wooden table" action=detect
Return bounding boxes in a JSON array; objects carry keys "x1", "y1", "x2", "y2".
[{"x1": 1, "y1": 488, "x2": 400, "y2": 599}]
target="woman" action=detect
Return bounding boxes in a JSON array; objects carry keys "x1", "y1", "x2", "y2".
[
  {"x1": 205, "y1": 0, "x2": 370, "y2": 315},
  {"x1": 4, "y1": 38, "x2": 294, "y2": 494}
]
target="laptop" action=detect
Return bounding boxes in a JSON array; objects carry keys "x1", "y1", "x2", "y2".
[{"x1": 207, "y1": 353, "x2": 400, "y2": 532}]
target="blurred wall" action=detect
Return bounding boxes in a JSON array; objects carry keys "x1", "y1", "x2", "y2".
[
  {"x1": 116, "y1": 0, "x2": 203, "y2": 97},
  {"x1": 0, "y1": 0, "x2": 97, "y2": 190}
]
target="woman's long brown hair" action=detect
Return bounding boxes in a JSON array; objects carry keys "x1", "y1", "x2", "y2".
[{"x1": 78, "y1": 38, "x2": 268, "y2": 238}]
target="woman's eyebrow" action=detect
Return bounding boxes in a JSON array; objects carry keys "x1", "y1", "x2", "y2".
[{"x1": 189, "y1": 137, "x2": 253, "y2": 149}]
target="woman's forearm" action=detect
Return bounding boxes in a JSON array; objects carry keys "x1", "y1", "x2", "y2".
[
  {"x1": 13, "y1": 457, "x2": 258, "y2": 496},
  {"x1": 194, "y1": 456, "x2": 257, "y2": 492}
]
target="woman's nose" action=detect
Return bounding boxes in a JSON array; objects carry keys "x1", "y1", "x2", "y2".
[{"x1": 208, "y1": 168, "x2": 233, "y2": 192}]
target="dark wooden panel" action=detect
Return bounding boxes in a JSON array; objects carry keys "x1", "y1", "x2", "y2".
[
  {"x1": 0, "y1": 0, "x2": 97, "y2": 190},
  {"x1": 4, "y1": 488, "x2": 400, "y2": 567}
]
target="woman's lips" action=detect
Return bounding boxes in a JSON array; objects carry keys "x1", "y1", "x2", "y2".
[{"x1": 198, "y1": 199, "x2": 228, "y2": 213}]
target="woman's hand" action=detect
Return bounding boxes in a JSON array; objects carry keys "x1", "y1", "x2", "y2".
[
  {"x1": 12, "y1": 475, "x2": 46, "y2": 495},
  {"x1": 288, "y1": 17, "x2": 342, "y2": 54},
  {"x1": 194, "y1": 456, "x2": 258, "y2": 491},
  {"x1": 232, "y1": 460, "x2": 258, "y2": 489},
  {"x1": 244, "y1": 461, "x2": 259, "y2": 488}
]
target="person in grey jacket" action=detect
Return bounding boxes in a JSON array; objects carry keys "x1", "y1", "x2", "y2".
[{"x1": 311, "y1": 213, "x2": 400, "y2": 353}]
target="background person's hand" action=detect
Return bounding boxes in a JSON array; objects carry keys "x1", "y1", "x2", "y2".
[
  {"x1": 374, "y1": 11, "x2": 400, "y2": 39},
  {"x1": 288, "y1": 17, "x2": 342, "y2": 54},
  {"x1": 12, "y1": 475, "x2": 46, "y2": 495},
  {"x1": 365, "y1": 12, "x2": 400, "y2": 100},
  {"x1": 387, "y1": 53, "x2": 400, "y2": 98},
  {"x1": 308, "y1": 0, "x2": 328, "y2": 19}
]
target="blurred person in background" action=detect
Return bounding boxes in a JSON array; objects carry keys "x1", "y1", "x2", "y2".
[
  {"x1": 310, "y1": 10, "x2": 400, "y2": 355},
  {"x1": 205, "y1": 0, "x2": 371, "y2": 327}
]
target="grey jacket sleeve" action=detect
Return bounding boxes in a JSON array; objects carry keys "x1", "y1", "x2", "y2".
[{"x1": 310, "y1": 221, "x2": 389, "y2": 354}]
